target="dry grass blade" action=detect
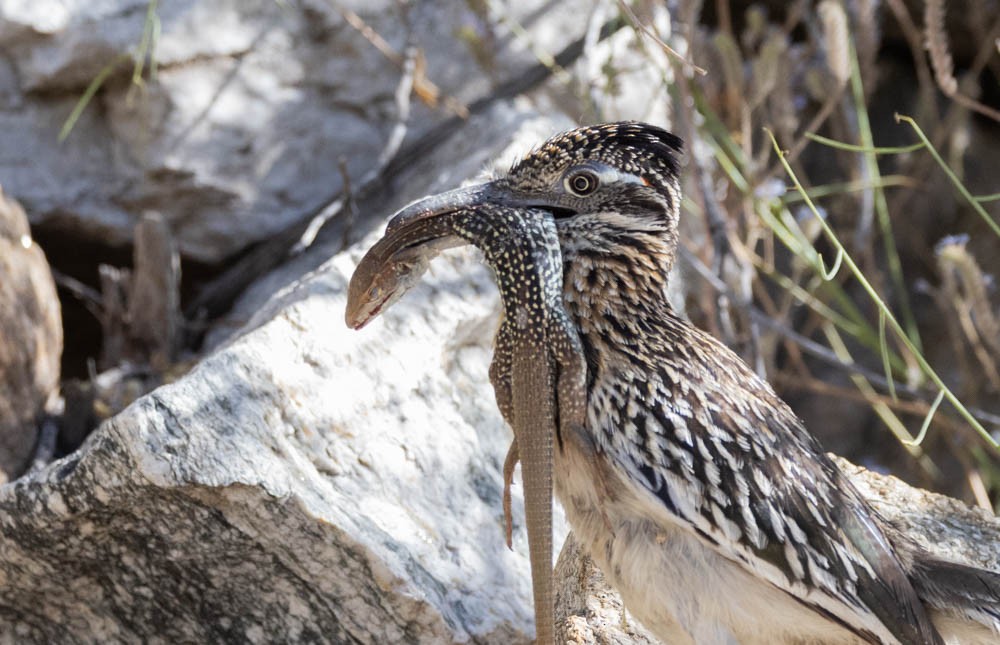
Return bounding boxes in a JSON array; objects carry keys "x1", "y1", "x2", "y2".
[
  {"x1": 935, "y1": 238, "x2": 1000, "y2": 394},
  {"x1": 885, "y1": 0, "x2": 938, "y2": 120},
  {"x1": 925, "y1": 0, "x2": 957, "y2": 96},
  {"x1": 766, "y1": 2, "x2": 851, "y2": 170},
  {"x1": 924, "y1": 0, "x2": 1000, "y2": 122},
  {"x1": 767, "y1": 128, "x2": 997, "y2": 448},
  {"x1": 818, "y1": 1, "x2": 849, "y2": 85}
]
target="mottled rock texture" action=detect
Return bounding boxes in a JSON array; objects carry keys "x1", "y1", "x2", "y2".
[
  {"x1": 836, "y1": 457, "x2": 1000, "y2": 573},
  {"x1": 555, "y1": 533, "x2": 661, "y2": 645},
  {"x1": 0, "y1": 187, "x2": 61, "y2": 482}
]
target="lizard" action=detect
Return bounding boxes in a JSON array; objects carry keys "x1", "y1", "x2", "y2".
[{"x1": 346, "y1": 190, "x2": 588, "y2": 644}]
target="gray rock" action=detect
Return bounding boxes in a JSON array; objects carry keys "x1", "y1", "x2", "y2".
[
  {"x1": 0, "y1": 186, "x2": 61, "y2": 482},
  {"x1": 554, "y1": 533, "x2": 662, "y2": 645},
  {"x1": 0, "y1": 0, "x2": 598, "y2": 263},
  {"x1": 209, "y1": 101, "x2": 573, "y2": 349},
  {"x1": 834, "y1": 456, "x2": 1000, "y2": 573}
]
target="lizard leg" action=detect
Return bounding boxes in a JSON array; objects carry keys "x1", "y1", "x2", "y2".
[
  {"x1": 492, "y1": 324, "x2": 518, "y2": 549},
  {"x1": 489, "y1": 321, "x2": 515, "y2": 424},
  {"x1": 502, "y1": 439, "x2": 519, "y2": 549}
]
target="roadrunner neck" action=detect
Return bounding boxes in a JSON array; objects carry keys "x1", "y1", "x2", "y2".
[{"x1": 557, "y1": 212, "x2": 677, "y2": 353}]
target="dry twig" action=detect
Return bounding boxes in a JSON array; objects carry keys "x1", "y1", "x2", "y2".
[
  {"x1": 338, "y1": 7, "x2": 468, "y2": 118},
  {"x1": 617, "y1": 0, "x2": 707, "y2": 76},
  {"x1": 925, "y1": 0, "x2": 1000, "y2": 122}
]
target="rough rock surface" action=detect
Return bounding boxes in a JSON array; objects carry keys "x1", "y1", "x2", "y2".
[
  {"x1": 0, "y1": 108, "x2": 573, "y2": 643},
  {"x1": 0, "y1": 187, "x2": 61, "y2": 482},
  {"x1": 836, "y1": 456, "x2": 1000, "y2": 572},
  {"x1": 554, "y1": 533, "x2": 661, "y2": 645},
  {"x1": 0, "y1": 0, "x2": 598, "y2": 263}
]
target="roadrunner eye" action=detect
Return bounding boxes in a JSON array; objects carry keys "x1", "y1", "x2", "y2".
[{"x1": 565, "y1": 170, "x2": 599, "y2": 197}]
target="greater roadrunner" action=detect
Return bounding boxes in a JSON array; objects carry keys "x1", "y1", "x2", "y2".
[{"x1": 346, "y1": 122, "x2": 1000, "y2": 644}]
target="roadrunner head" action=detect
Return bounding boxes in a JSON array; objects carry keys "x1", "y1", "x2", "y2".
[
  {"x1": 503, "y1": 122, "x2": 683, "y2": 216},
  {"x1": 346, "y1": 122, "x2": 684, "y2": 328},
  {"x1": 497, "y1": 122, "x2": 684, "y2": 274}
]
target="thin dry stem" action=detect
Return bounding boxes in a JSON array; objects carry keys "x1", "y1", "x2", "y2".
[
  {"x1": 617, "y1": 0, "x2": 707, "y2": 76},
  {"x1": 338, "y1": 7, "x2": 469, "y2": 118},
  {"x1": 885, "y1": 0, "x2": 939, "y2": 121},
  {"x1": 924, "y1": 0, "x2": 1000, "y2": 122}
]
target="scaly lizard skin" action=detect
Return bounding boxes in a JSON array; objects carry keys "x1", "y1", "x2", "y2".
[
  {"x1": 347, "y1": 195, "x2": 587, "y2": 645},
  {"x1": 345, "y1": 237, "x2": 459, "y2": 330}
]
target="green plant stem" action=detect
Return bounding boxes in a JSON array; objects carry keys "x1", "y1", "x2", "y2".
[
  {"x1": 132, "y1": 0, "x2": 160, "y2": 85},
  {"x1": 58, "y1": 55, "x2": 130, "y2": 142},
  {"x1": 896, "y1": 114, "x2": 1000, "y2": 239},
  {"x1": 783, "y1": 176, "x2": 914, "y2": 202},
  {"x1": 805, "y1": 133, "x2": 923, "y2": 154},
  {"x1": 768, "y1": 128, "x2": 996, "y2": 448},
  {"x1": 849, "y1": 43, "x2": 922, "y2": 355},
  {"x1": 691, "y1": 83, "x2": 906, "y2": 374},
  {"x1": 878, "y1": 310, "x2": 897, "y2": 401},
  {"x1": 59, "y1": 0, "x2": 160, "y2": 142},
  {"x1": 906, "y1": 389, "x2": 945, "y2": 447},
  {"x1": 822, "y1": 323, "x2": 917, "y2": 447}
]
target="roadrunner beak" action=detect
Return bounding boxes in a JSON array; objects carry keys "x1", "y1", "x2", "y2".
[
  {"x1": 385, "y1": 182, "x2": 502, "y2": 232},
  {"x1": 345, "y1": 183, "x2": 500, "y2": 330}
]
